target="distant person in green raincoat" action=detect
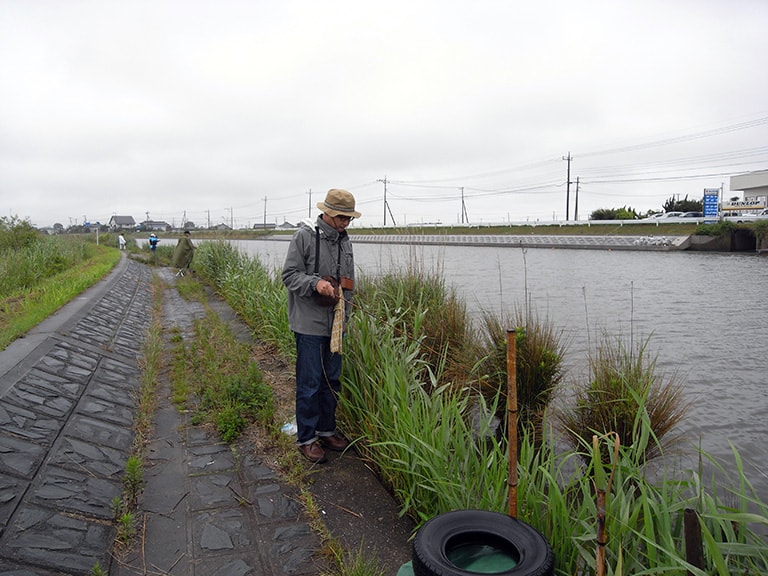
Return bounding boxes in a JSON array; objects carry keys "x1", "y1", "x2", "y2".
[{"x1": 172, "y1": 230, "x2": 195, "y2": 275}]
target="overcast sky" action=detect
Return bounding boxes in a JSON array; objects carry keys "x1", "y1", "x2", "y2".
[{"x1": 2, "y1": 0, "x2": 767, "y2": 229}]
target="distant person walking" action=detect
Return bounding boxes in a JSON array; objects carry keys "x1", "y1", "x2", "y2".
[
  {"x1": 281, "y1": 188, "x2": 360, "y2": 464},
  {"x1": 118, "y1": 234, "x2": 126, "y2": 250},
  {"x1": 148, "y1": 233, "x2": 159, "y2": 252},
  {"x1": 172, "y1": 230, "x2": 195, "y2": 276}
]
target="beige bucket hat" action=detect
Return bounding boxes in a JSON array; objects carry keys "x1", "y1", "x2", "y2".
[{"x1": 317, "y1": 188, "x2": 362, "y2": 219}]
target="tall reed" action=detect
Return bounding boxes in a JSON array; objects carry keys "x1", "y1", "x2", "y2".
[
  {"x1": 354, "y1": 266, "x2": 476, "y2": 391},
  {"x1": 518, "y1": 417, "x2": 768, "y2": 575},
  {"x1": 341, "y1": 297, "x2": 508, "y2": 523},
  {"x1": 0, "y1": 234, "x2": 95, "y2": 297},
  {"x1": 193, "y1": 240, "x2": 292, "y2": 356}
]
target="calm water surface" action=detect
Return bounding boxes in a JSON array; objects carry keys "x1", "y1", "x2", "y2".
[{"x1": 234, "y1": 238, "x2": 768, "y2": 502}]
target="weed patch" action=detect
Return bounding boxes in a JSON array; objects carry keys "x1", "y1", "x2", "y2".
[{"x1": 171, "y1": 309, "x2": 275, "y2": 441}]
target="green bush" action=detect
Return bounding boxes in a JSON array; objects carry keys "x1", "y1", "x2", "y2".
[
  {"x1": 0, "y1": 216, "x2": 39, "y2": 252},
  {"x1": 694, "y1": 220, "x2": 736, "y2": 236},
  {"x1": 752, "y1": 219, "x2": 768, "y2": 243}
]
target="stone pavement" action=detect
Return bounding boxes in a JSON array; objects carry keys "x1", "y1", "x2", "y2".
[{"x1": 0, "y1": 256, "x2": 325, "y2": 575}]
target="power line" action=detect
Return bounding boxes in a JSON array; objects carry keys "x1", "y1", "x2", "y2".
[{"x1": 578, "y1": 115, "x2": 768, "y2": 159}]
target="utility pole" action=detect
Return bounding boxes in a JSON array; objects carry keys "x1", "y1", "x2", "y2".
[
  {"x1": 207, "y1": 209, "x2": 211, "y2": 229},
  {"x1": 263, "y1": 197, "x2": 267, "y2": 227},
  {"x1": 379, "y1": 176, "x2": 388, "y2": 225},
  {"x1": 307, "y1": 188, "x2": 312, "y2": 218},
  {"x1": 378, "y1": 176, "x2": 396, "y2": 226},
  {"x1": 562, "y1": 152, "x2": 573, "y2": 221},
  {"x1": 575, "y1": 177, "x2": 581, "y2": 221},
  {"x1": 460, "y1": 187, "x2": 469, "y2": 224}
]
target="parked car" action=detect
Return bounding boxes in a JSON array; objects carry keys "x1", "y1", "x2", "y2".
[
  {"x1": 680, "y1": 211, "x2": 704, "y2": 218},
  {"x1": 722, "y1": 209, "x2": 768, "y2": 223},
  {"x1": 642, "y1": 211, "x2": 684, "y2": 220}
]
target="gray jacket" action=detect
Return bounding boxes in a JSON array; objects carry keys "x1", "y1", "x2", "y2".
[{"x1": 281, "y1": 216, "x2": 355, "y2": 337}]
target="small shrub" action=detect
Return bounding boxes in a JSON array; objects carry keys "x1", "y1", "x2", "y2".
[
  {"x1": 752, "y1": 219, "x2": 768, "y2": 243},
  {"x1": 0, "y1": 215, "x2": 40, "y2": 252},
  {"x1": 695, "y1": 220, "x2": 736, "y2": 236}
]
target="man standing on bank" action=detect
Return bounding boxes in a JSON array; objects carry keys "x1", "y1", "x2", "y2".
[{"x1": 282, "y1": 189, "x2": 360, "y2": 463}]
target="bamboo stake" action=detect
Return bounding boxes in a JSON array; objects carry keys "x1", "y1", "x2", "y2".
[
  {"x1": 506, "y1": 328, "x2": 518, "y2": 518},
  {"x1": 594, "y1": 432, "x2": 620, "y2": 576},
  {"x1": 596, "y1": 488, "x2": 607, "y2": 576}
]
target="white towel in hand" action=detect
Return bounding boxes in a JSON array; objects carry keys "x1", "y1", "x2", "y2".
[{"x1": 330, "y1": 290, "x2": 344, "y2": 354}]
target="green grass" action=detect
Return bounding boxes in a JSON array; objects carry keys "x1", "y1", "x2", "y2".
[
  {"x1": 0, "y1": 235, "x2": 121, "y2": 350},
  {"x1": 192, "y1": 239, "x2": 294, "y2": 356},
  {"x1": 170, "y1": 308, "x2": 275, "y2": 442}
]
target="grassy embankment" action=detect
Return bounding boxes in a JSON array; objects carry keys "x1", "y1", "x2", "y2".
[
  {"x1": 0, "y1": 221, "x2": 121, "y2": 350},
  {"x1": 188, "y1": 239, "x2": 768, "y2": 576}
]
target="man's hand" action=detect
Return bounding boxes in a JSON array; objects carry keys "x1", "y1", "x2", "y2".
[{"x1": 316, "y1": 278, "x2": 338, "y2": 298}]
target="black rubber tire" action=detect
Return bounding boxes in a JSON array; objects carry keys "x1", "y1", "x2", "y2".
[{"x1": 412, "y1": 510, "x2": 555, "y2": 576}]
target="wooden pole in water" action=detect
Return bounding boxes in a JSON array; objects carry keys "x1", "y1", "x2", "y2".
[{"x1": 507, "y1": 329, "x2": 518, "y2": 518}]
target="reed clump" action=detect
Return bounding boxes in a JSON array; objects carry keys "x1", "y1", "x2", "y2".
[
  {"x1": 352, "y1": 267, "x2": 478, "y2": 392},
  {"x1": 474, "y1": 307, "x2": 567, "y2": 444},
  {"x1": 557, "y1": 333, "x2": 690, "y2": 464}
]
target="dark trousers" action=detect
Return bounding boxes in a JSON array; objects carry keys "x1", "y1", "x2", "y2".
[{"x1": 294, "y1": 332, "x2": 341, "y2": 445}]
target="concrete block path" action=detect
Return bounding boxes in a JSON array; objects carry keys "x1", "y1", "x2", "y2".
[{"x1": 0, "y1": 256, "x2": 325, "y2": 576}]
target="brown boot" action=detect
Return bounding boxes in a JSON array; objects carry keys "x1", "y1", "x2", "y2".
[
  {"x1": 320, "y1": 434, "x2": 349, "y2": 452},
  {"x1": 299, "y1": 441, "x2": 327, "y2": 463}
]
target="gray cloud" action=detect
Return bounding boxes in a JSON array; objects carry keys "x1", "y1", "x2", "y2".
[{"x1": 2, "y1": 0, "x2": 767, "y2": 228}]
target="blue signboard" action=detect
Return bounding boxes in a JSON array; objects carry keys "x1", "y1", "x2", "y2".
[{"x1": 703, "y1": 189, "x2": 719, "y2": 222}]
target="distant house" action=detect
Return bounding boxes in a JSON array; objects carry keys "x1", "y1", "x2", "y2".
[
  {"x1": 252, "y1": 223, "x2": 277, "y2": 231},
  {"x1": 141, "y1": 220, "x2": 171, "y2": 232},
  {"x1": 213, "y1": 223, "x2": 232, "y2": 231},
  {"x1": 109, "y1": 215, "x2": 136, "y2": 230},
  {"x1": 276, "y1": 221, "x2": 296, "y2": 230}
]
